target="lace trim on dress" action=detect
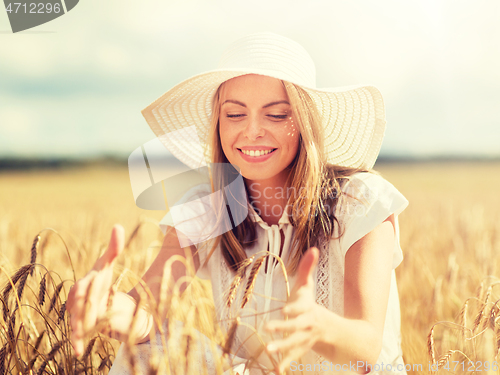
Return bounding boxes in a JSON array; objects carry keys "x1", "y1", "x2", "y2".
[
  {"x1": 316, "y1": 235, "x2": 331, "y2": 310},
  {"x1": 312, "y1": 234, "x2": 330, "y2": 370}
]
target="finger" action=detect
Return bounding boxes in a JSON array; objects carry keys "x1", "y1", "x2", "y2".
[
  {"x1": 294, "y1": 247, "x2": 319, "y2": 290},
  {"x1": 282, "y1": 296, "x2": 313, "y2": 317},
  {"x1": 107, "y1": 224, "x2": 125, "y2": 262},
  {"x1": 94, "y1": 224, "x2": 125, "y2": 271},
  {"x1": 267, "y1": 330, "x2": 310, "y2": 355},
  {"x1": 66, "y1": 285, "x2": 76, "y2": 311},
  {"x1": 272, "y1": 334, "x2": 316, "y2": 373},
  {"x1": 68, "y1": 274, "x2": 97, "y2": 355},
  {"x1": 279, "y1": 344, "x2": 312, "y2": 374},
  {"x1": 71, "y1": 317, "x2": 85, "y2": 356},
  {"x1": 69, "y1": 292, "x2": 87, "y2": 356},
  {"x1": 67, "y1": 274, "x2": 94, "y2": 316},
  {"x1": 266, "y1": 315, "x2": 310, "y2": 334},
  {"x1": 81, "y1": 277, "x2": 100, "y2": 333},
  {"x1": 71, "y1": 277, "x2": 112, "y2": 357},
  {"x1": 266, "y1": 319, "x2": 292, "y2": 334},
  {"x1": 85, "y1": 268, "x2": 113, "y2": 323},
  {"x1": 68, "y1": 269, "x2": 111, "y2": 322}
]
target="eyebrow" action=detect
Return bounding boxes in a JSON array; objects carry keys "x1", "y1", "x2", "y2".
[
  {"x1": 263, "y1": 100, "x2": 290, "y2": 108},
  {"x1": 221, "y1": 100, "x2": 290, "y2": 108},
  {"x1": 222, "y1": 99, "x2": 246, "y2": 107}
]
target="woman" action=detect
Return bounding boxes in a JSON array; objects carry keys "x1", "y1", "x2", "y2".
[{"x1": 67, "y1": 33, "x2": 409, "y2": 374}]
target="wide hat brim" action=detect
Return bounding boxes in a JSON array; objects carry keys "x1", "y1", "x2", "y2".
[{"x1": 142, "y1": 68, "x2": 386, "y2": 171}]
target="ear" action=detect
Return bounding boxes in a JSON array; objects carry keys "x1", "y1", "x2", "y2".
[{"x1": 295, "y1": 247, "x2": 319, "y2": 289}]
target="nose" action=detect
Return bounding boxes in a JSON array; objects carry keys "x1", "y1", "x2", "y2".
[{"x1": 243, "y1": 116, "x2": 265, "y2": 140}]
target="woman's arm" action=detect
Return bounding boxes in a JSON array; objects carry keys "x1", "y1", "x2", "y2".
[
  {"x1": 126, "y1": 226, "x2": 200, "y2": 343},
  {"x1": 312, "y1": 213, "x2": 395, "y2": 367},
  {"x1": 265, "y1": 214, "x2": 396, "y2": 374},
  {"x1": 67, "y1": 225, "x2": 199, "y2": 354}
]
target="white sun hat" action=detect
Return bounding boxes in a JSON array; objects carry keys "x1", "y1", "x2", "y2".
[{"x1": 141, "y1": 32, "x2": 386, "y2": 170}]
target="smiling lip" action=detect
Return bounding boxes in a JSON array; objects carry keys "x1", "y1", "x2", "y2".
[
  {"x1": 237, "y1": 148, "x2": 277, "y2": 162},
  {"x1": 238, "y1": 146, "x2": 276, "y2": 150}
]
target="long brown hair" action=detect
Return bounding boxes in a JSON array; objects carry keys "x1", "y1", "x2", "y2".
[{"x1": 206, "y1": 77, "x2": 376, "y2": 274}]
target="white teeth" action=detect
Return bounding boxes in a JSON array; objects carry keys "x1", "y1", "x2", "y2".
[{"x1": 240, "y1": 149, "x2": 274, "y2": 157}]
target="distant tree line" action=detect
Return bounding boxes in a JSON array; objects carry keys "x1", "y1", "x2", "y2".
[{"x1": 0, "y1": 156, "x2": 127, "y2": 171}]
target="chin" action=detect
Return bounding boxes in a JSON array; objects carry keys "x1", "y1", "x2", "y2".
[{"x1": 240, "y1": 171, "x2": 262, "y2": 181}]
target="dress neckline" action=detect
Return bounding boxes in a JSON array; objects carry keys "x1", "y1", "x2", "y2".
[{"x1": 247, "y1": 203, "x2": 291, "y2": 228}]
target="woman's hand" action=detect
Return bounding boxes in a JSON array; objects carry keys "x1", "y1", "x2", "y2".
[
  {"x1": 265, "y1": 247, "x2": 323, "y2": 374},
  {"x1": 66, "y1": 224, "x2": 125, "y2": 356}
]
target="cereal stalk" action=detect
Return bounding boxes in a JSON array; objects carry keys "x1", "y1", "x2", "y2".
[
  {"x1": 241, "y1": 256, "x2": 266, "y2": 309},
  {"x1": 227, "y1": 256, "x2": 254, "y2": 309}
]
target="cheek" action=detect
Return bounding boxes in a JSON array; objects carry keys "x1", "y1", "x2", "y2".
[
  {"x1": 283, "y1": 118, "x2": 299, "y2": 138},
  {"x1": 219, "y1": 122, "x2": 236, "y2": 156},
  {"x1": 282, "y1": 119, "x2": 300, "y2": 152}
]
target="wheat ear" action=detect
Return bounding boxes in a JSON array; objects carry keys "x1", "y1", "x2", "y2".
[
  {"x1": 81, "y1": 336, "x2": 97, "y2": 363},
  {"x1": 48, "y1": 282, "x2": 64, "y2": 314},
  {"x1": 30, "y1": 234, "x2": 41, "y2": 273},
  {"x1": 38, "y1": 273, "x2": 47, "y2": 306},
  {"x1": 2, "y1": 264, "x2": 32, "y2": 321},
  {"x1": 98, "y1": 356, "x2": 112, "y2": 371},
  {"x1": 428, "y1": 325, "x2": 436, "y2": 364},
  {"x1": 437, "y1": 349, "x2": 455, "y2": 368},
  {"x1": 37, "y1": 341, "x2": 62, "y2": 375},
  {"x1": 223, "y1": 317, "x2": 240, "y2": 357},
  {"x1": 0, "y1": 345, "x2": 7, "y2": 375},
  {"x1": 473, "y1": 286, "x2": 492, "y2": 333},
  {"x1": 241, "y1": 256, "x2": 266, "y2": 309},
  {"x1": 227, "y1": 256, "x2": 254, "y2": 309}
]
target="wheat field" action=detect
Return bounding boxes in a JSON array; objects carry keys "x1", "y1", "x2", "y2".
[{"x1": 1, "y1": 161, "x2": 500, "y2": 374}]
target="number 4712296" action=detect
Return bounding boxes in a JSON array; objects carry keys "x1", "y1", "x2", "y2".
[
  {"x1": 433, "y1": 361, "x2": 499, "y2": 372},
  {"x1": 5, "y1": 3, "x2": 61, "y2": 14}
]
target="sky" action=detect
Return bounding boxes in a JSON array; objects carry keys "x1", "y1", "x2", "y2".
[{"x1": 0, "y1": 0, "x2": 499, "y2": 160}]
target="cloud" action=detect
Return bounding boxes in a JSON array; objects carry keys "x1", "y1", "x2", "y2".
[
  {"x1": 0, "y1": 104, "x2": 36, "y2": 137},
  {"x1": 0, "y1": 94, "x2": 154, "y2": 158},
  {"x1": 0, "y1": 0, "x2": 499, "y2": 158}
]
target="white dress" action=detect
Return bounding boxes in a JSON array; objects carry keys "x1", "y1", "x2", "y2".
[{"x1": 109, "y1": 172, "x2": 409, "y2": 375}]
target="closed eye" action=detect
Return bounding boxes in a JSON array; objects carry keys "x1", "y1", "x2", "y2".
[
  {"x1": 226, "y1": 114, "x2": 246, "y2": 118},
  {"x1": 268, "y1": 115, "x2": 288, "y2": 120}
]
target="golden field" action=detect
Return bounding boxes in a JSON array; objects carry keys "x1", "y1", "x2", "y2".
[{"x1": 1, "y1": 161, "x2": 500, "y2": 374}]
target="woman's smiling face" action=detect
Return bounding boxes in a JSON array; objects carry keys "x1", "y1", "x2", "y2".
[{"x1": 218, "y1": 74, "x2": 300, "y2": 186}]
